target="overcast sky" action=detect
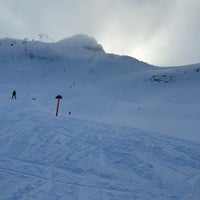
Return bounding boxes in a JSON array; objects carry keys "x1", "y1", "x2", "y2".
[{"x1": 0, "y1": 0, "x2": 200, "y2": 66}]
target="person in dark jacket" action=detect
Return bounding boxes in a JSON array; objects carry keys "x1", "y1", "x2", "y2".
[{"x1": 12, "y1": 90, "x2": 16, "y2": 99}]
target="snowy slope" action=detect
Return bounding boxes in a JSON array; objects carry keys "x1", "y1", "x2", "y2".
[
  {"x1": 0, "y1": 35, "x2": 199, "y2": 142},
  {"x1": 0, "y1": 99, "x2": 200, "y2": 200},
  {"x1": 0, "y1": 35, "x2": 200, "y2": 199}
]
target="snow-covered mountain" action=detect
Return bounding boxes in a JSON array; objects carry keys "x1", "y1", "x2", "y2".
[
  {"x1": 0, "y1": 34, "x2": 199, "y2": 142},
  {"x1": 0, "y1": 34, "x2": 200, "y2": 199}
]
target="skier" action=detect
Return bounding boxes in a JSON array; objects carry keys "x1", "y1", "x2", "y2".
[{"x1": 12, "y1": 90, "x2": 16, "y2": 99}]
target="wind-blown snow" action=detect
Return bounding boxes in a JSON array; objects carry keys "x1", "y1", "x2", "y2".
[
  {"x1": 52, "y1": 34, "x2": 105, "y2": 57},
  {"x1": 0, "y1": 35, "x2": 200, "y2": 199}
]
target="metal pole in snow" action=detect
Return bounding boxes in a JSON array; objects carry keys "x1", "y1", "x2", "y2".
[
  {"x1": 56, "y1": 99, "x2": 60, "y2": 117},
  {"x1": 55, "y1": 95, "x2": 63, "y2": 117}
]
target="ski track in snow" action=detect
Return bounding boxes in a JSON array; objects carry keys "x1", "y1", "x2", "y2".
[{"x1": 0, "y1": 100, "x2": 200, "y2": 200}]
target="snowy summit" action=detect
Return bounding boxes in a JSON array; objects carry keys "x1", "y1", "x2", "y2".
[{"x1": 54, "y1": 34, "x2": 105, "y2": 56}]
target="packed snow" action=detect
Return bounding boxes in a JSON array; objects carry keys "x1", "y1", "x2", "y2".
[{"x1": 0, "y1": 35, "x2": 200, "y2": 199}]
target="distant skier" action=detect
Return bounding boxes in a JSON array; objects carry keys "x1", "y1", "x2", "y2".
[
  {"x1": 69, "y1": 111, "x2": 71, "y2": 116},
  {"x1": 12, "y1": 90, "x2": 16, "y2": 99}
]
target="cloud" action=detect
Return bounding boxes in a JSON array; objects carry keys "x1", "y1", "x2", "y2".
[
  {"x1": 0, "y1": 0, "x2": 199, "y2": 66},
  {"x1": 157, "y1": 0, "x2": 200, "y2": 66}
]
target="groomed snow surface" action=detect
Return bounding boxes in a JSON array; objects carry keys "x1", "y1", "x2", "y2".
[{"x1": 0, "y1": 35, "x2": 200, "y2": 199}]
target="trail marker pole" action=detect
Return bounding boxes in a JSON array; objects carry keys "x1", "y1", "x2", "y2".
[{"x1": 55, "y1": 95, "x2": 63, "y2": 117}]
